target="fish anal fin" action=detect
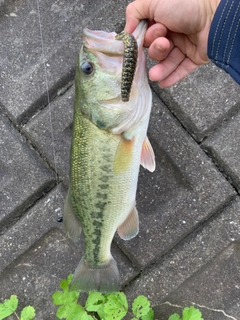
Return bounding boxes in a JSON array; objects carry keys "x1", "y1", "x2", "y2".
[
  {"x1": 114, "y1": 136, "x2": 134, "y2": 174},
  {"x1": 141, "y1": 136, "x2": 155, "y2": 172},
  {"x1": 117, "y1": 206, "x2": 139, "y2": 240},
  {"x1": 69, "y1": 256, "x2": 121, "y2": 293},
  {"x1": 63, "y1": 190, "x2": 82, "y2": 242}
]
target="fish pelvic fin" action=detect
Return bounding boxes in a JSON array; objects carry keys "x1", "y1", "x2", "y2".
[
  {"x1": 69, "y1": 256, "x2": 121, "y2": 293},
  {"x1": 117, "y1": 205, "x2": 139, "y2": 240},
  {"x1": 141, "y1": 137, "x2": 155, "y2": 172},
  {"x1": 63, "y1": 189, "x2": 82, "y2": 242},
  {"x1": 114, "y1": 136, "x2": 134, "y2": 174}
]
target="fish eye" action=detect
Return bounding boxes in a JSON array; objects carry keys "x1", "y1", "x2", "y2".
[{"x1": 81, "y1": 61, "x2": 94, "y2": 75}]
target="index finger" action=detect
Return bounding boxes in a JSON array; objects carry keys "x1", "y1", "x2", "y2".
[{"x1": 124, "y1": 0, "x2": 152, "y2": 33}]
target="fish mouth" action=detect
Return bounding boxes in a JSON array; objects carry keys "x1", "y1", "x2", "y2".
[
  {"x1": 83, "y1": 20, "x2": 147, "y2": 56},
  {"x1": 82, "y1": 20, "x2": 148, "y2": 95}
]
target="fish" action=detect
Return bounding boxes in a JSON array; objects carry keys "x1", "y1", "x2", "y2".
[{"x1": 63, "y1": 20, "x2": 155, "y2": 293}]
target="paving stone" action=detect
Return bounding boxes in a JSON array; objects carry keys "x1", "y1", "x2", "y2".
[
  {"x1": 124, "y1": 196, "x2": 240, "y2": 307},
  {"x1": 0, "y1": 0, "x2": 129, "y2": 124},
  {"x1": 153, "y1": 242, "x2": 240, "y2": 320},
  {"x1": 0, "y1": 228, "x2": 80, "y2": 320},
  {"x1": 202, "y1": 109, "x2": 240, "y2": 193},
  {"x1": 0, "y1": 113, "x2": 55, "y2": 231},
  {"x1": 0, "y1": 184, "x2": 66, "y2": 273},
  {"x1": 115, "y1": 92, "x2": 235, "y2": 268},
  {"x1": 85, "y1": 0, "x2": 130, "y2": 33},
  {"x1": 151, "y1": 63, "x2": 240, "y2": 142},
  {"x1": 23, "y1": 87, "x2": 74, "y2": 185}
]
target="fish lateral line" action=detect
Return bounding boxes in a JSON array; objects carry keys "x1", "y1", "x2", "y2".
[{"x1": 115, "y1": 32, "x2": 138, "y2": 102}]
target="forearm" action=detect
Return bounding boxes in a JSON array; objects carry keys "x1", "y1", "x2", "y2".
[{"x1": 208, "y1": 0, "x2": 240, "y2": 83}]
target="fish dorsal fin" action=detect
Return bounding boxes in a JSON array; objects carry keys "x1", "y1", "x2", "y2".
[
  {"x1": 114, "y1": 136, "x2": 134, "y2": 174},
  {"x1": 117, "y1": 206, "x2": 139, "y2": 240},
  {"x1": 63, "y1": 189, "x2": 82, "y2": 242},
  {"x1": 141, "y1": 137, "x2": 155, "y2": 172}
]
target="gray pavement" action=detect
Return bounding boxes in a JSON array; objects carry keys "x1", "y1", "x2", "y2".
[{"x1": 1, "y1": 1, "x2": 240, "y2": 319}]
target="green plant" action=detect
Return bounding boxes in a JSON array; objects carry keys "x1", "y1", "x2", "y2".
[
  {"x1": 0, "y1": 275, "x2": 204, "y2": 320},
  {"x1": 0, "y1": 295, "x2": 35, "y2": 320},
  {"x1": 168, "y1": 306, "x2": 203, "y2": 320},
  {"x1": 52, "y1": 274, "x2": 153, "y2": 320},
  {"x1": 52, "y1": 275, "x2": 204, "y2": 320}
]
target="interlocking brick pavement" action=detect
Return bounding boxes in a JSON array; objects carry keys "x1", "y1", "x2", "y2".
[
  {"x1": 154, "y1": 242, "x2": 240, "y2": 319},
  {"x1": 152, "y1": 63, "x2": 240, "y2": 142},
  {"x1": 1, "y1": 1, "x2": 240, "y2": 319}
]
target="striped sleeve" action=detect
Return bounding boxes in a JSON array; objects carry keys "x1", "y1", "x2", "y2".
[{"x1": 207, "y1": 0, "x2": 240, "y2": 84}]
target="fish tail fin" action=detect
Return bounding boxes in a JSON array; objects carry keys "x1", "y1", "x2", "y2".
[{"x1": 69, "y1": 256, "x2": 121, "y2": 293}]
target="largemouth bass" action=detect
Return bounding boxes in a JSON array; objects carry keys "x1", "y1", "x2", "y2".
[{"x1": 64, "y1": 20, "x2": 155, "y2": 293}]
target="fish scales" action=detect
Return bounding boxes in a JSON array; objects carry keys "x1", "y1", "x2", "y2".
[
  {"x1": 115, "y1": 32, "x2": 138, "y2": 102},
  {"x1": 71, "y1": 115, "x2": 117, "y2": 264}
]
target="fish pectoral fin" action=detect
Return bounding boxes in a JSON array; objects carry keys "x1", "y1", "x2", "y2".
[
  {"x1": 114, "y1": 136, "x2": 134, "y2": 174},
  {"x1": 63, "y1": 189, "x2": 82, "y2": 242},
  {"x1": 140, "y1": 136, "x2": 156, "y2": 172},
  {"x1": 117, "y1": 206, "x2": 139, "y2": 240}
]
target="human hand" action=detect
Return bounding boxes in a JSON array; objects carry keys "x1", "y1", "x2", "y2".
[{"x1": 125, "y1": 0, "x2": 220, "y2": 87}]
